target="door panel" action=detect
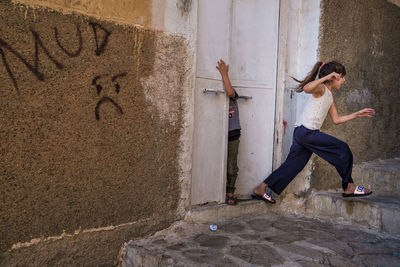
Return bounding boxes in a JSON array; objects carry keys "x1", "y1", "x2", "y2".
[
  {"x1": 196, "y1": 0, "x2": 232, "y2": 80},
  {"x1": 191, "y1": 0, "x2": 231, "y2": 205},
  {"x1": 191, "y1": 78, "x2": 228, "y2": 205},
  {"x1": 234, "y1": 87, "x2": 276, "y2": 197},
  {"x1": 231, "y1": 0, "x2": 279, "y2": 88},
  {"x1": 231, "y1": 0, "x2": 279, "y2": 197}
]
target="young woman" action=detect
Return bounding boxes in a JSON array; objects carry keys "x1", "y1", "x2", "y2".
[{"x1": 252, "y1": 61, "x2": 375, "y2": 203}]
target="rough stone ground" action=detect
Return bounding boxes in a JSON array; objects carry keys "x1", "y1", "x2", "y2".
[{"x1": 119, "y1": 211, "x2": 400, "y2": 266}]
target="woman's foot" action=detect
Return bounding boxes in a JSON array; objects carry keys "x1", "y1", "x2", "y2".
[
  {"x1": 343, "y1": 183, "x2": 372, "y2": 197},
  {"x1": 251, "y1": 182, "x2": 276, "y2": 204},
  {"x1": 226, "y1": 193, "x2": 238, "y2": 205},
  {"x1": 253, "y1": 182, "x2": 268, "y2": 196}
]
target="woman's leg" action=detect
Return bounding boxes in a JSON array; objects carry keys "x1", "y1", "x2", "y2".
[
  {"x1": 254, "y1": 127, "x2": 313, "y2": 195},
  {"x1": 295, "y1": 128, "x2": 357, "y2": 191}
]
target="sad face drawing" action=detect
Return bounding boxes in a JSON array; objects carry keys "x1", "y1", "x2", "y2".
[{"x1": 92, "y1": 72, "x2": 127, "y2": 120}]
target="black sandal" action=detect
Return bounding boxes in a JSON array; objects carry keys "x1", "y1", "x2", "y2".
[{"x1": 226, "y1": 195, "x2": 238, "y2": 205}]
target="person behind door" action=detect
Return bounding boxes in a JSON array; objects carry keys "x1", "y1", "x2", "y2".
[
  {"x1": 252, "y1": 61, "x2": 375, "y2": 204},
  {"x1": 216, "y1": 59, "x2": 241, "y2": 205}
]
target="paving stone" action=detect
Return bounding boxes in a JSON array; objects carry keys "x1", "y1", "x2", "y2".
[
  {"x1": 348, "y1": 241, "x2": 396, "y2": 255},
  {"x1": 230, "y1": 244, "x2": 284, "y2": 266},
  {"x1": 193, "y1": 234, "x2": 229, "y2": 249},
  {"x1": 271, "y1": 219, "x2": 307, "y2": 233},
  {"x1": 246, "y1": 218, "x2": 274, "y2": 232},
  {"x1": 219, "y1": 221, "x2": 246, "y2": 233},
  {"x1": 166, "y1": 243, "x2": 186, "y2": 251},
  {"x1": 152, "y1": 238, "x2": 167, "y2": 245},
  {"x1": 330, "y1": 227, "x2": 382, "y2": 243},
  {"x1": 237, "y1": 234, "x2": 262, "y2": 241},
  {"x1": 310, "y1": 239, "x2": 354, "y2": 257},
  {"x1": 295, "y1": 259, "x2": 330, "y2": 266},
  {"x1": 182, "y1": 249, "x2": 238, "y2": 266},
  {"x1": 328, "y1": 255, "x2": 355, "y2": 267},
  {"x1": 276, "y1": 243, "x2": 328, "y2": 262},
  {"x1": 304, "y1": 228, "x2": 337, "y2": 241},
  {"x1": 359, "y1": 254, "x2": 400, "y2": 267},
  {"x1": 262, "y1": 231, "x2": 309, "y2": 244}
]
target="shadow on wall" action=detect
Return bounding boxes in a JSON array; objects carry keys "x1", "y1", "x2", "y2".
[{"x1": 0, "y1": 0, "x2": 189, "y2": 252}]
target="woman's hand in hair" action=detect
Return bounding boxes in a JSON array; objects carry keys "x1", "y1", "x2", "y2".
[
  {"x1": 327, "y1": 72, "x2": 341, "y2": 81},
  {"x1": 356, "y1": 108, "x2": 376, "y2": 118}
]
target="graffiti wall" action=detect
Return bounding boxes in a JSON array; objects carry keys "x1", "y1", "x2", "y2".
[{"x1": 0, "y1": 0, "x2": 191, "y2": 252}]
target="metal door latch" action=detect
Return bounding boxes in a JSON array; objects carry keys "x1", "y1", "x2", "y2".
[
  {"x1": 203, "y1": 88, "x2": 252, "y2": 99},
  {"x1": 203, "y1": 88, "x2": 225, "y2": 94},
  {"x1": 238, "y1": 95, "x2": 252, "y2": 100}
]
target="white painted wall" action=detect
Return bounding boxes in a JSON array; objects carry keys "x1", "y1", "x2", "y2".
[
  {"x1": 292, "y1": 0, "x2": 321, "y2": 129},
  {"x1": 274, "y1": 0, "x2": 321, "y2": 195}
]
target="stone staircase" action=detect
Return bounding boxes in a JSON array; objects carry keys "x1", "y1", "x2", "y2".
[{"x1": 306, "y1": 158, "x2": 400, "y2": 235}]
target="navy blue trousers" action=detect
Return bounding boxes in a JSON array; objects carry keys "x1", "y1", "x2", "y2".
[{"x1": 265, "y1": 125, "x2": 354, "y2": 195}]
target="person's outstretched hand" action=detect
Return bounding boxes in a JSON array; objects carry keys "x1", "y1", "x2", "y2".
[
  {"x1": 216, "y1": 59, "x2": 229, "y2": 74},
  {"x1": 356, "y1": 108, "x2": 376, "y2": 118}
]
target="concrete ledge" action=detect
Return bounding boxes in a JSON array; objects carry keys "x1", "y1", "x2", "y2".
[
  {"x1": 352, "y1": 158, "x2": 400, "y2": 193},
  {"x1": 185, "y1": 199, "x2": 278, "y2": 224},
  {"x1": 307, "y1": 191, "x2": 400, "y2": 235}
]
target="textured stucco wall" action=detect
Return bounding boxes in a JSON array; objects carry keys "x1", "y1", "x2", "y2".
[
  {"x1": 12, "y1": 0, "x2": 165, "y2": 30},
  {"x1": 0, "y1": 0, "x2": 194, "y2": 257},
  {"x1": 313, "y1": 0, "x2": 400, "y2": 190}
]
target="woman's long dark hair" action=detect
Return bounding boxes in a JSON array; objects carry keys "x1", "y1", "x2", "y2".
[{"x1": 292, "y1": 61, "x2": 346, "y2": 92}]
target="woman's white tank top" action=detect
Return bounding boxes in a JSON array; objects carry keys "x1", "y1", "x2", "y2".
[{"x1": 295, "y1": 85, "x2": 333, "y2": 130}]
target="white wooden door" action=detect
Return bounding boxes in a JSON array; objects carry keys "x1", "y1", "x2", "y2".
[
  {"x1": 191, "y1": 0, "x2": 279, "y2": 205},
  {"x1": 191, "y1": 0, "x2": 232, "y2": 205},
  {"x1": 231, "y1": 0, "x2": 280, "y2": 198}
]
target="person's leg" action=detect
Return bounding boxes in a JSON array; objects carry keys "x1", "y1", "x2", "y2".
[
  {"x1": 226, "y1": 139, "x2": 239, "y2": 204},
  {"x1": 253, "y1": 127, "x2": 313, "y2": 196},
  {"x1": 296, "y1": 129, "x2": 370, "y2": 194}
]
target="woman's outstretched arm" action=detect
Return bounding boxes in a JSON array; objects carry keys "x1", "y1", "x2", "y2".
[{"x1": 328, "y1": 103, "x2": 375, "y2": 125}]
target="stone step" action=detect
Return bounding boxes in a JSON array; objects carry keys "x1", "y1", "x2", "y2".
[
  {"x1": 306, "y1": 191, "x2": 400, "y2": 235},
  {"x1": 186, "y1": 199, "x2": 278, "y2": 224},
  {"x1": 352, "y1": 158, "x2": 400, "y2": 193}
]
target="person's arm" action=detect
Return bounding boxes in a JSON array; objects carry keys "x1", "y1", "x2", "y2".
[
  {"x1": 303, "y1": 72, "x2": 341, "y2": 97},
  {"x1": 328, "y1": 103, "x2": 376, "y2": 125},
  {"x1": 216, "y1": 59, "x2": 235, "y2": 98}
]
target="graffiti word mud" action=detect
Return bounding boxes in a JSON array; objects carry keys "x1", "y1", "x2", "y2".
[{"x1": 0, "y1": 22, "x2": 110, "y2": 95}]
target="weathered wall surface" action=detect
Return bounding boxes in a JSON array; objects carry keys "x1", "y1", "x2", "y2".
[
  {"x1": 313, "y1": 0, "x2": 400, "y2": 190},
  {"x1": 0, "y1": 0, "x2": 193, "y2": 260},
  {"x1": 12, "y1": 0, "x2": 165, "y2": 30}
]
